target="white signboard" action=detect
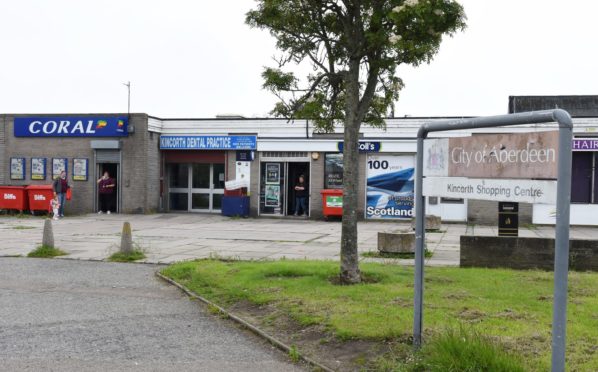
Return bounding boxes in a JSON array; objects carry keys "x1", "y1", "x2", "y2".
[
  {"x1": 235, "y1": 161, "x2": 251, "y2": 193},
  {"x1": 423, "y1": 177, "x2": 557, "y2": 204}
]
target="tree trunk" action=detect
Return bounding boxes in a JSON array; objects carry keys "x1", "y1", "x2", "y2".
[{"x1": 340, "y1": 59, "x2": 362, "y2": 284}]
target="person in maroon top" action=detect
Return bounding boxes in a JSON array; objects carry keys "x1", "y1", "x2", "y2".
[
  {"x1": 52, "y1": 170, "x2": 70, "y2": 218},
  {"x1": 97, "y1": 171, "x2": 116, "y2": 214}
]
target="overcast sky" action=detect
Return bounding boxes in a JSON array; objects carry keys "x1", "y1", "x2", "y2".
[{"x1": 0, "y1": 0, "x2": 596, "y2": 118}]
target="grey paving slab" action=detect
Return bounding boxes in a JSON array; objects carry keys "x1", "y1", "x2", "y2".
[{"x1": 1, "y1": 213, "x2": 597, "y2": 267}]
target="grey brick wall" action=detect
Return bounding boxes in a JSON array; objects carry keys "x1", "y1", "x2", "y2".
[
  {"x1": 0, "y1": 116, "x2": 6, "y2": 184},
  {"x1": 467, "y1": 200, "x2": 532, "y2": 225},
  {"x1": 3, "y1": 114, "x2": 154, "y2": 215}
]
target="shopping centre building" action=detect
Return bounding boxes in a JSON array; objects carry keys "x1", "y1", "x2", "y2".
[{"x1": 1, "y1": 95, "x2": 597, "y2": 225}]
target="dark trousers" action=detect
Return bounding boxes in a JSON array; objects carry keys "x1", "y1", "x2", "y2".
[
  {"x1": 99, "y1": 193, "x2": 114, "y2": 212},
  {"x1": 294, "y1": 196, "x2": 308, "y2": 215}
]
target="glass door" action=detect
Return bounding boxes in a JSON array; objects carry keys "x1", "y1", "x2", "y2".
[
  {"x1": 190, "y1": 163, "x2": 225, "y2": 212},
  {"x1": 168, "y1": 163, "x2": 224, "y2": 212}
]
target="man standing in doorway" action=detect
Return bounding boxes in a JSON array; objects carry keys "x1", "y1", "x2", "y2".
[
  {"x1": 293, "y1": 174, "x2": 308, "y2": 217},
  {"x1": 97, "y1": 171, "x2": 116, "y2": 214}
]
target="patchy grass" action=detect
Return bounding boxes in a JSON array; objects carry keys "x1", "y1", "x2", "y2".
[
  {"x1": 107, "y1": 250, "x2": 146, "y2": 262},
  {"x1": 161, "y1": 260, "x2": 598, "y2": 371},
  {"x1": 371, "y1": 327, "x2": 526, "y2": 372},
  {"x1": 27, "y1": 245, "x2": 67, "y2": 258},
  {"x1": 362, "y1": 249, "x2": 433, "y2": 259},
  {"x1": 13, "y1": 225, "x2": 36, "y2": 230}
]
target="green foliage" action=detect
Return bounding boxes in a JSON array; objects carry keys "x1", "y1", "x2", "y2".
[
  {"x1": 108, "y1": 250, "x2": 146, "y2": 262},
  {"x1": 162, "y1": 260, "x2": 598, "y2": 371},
  {"x1": 27, "y1": 245, "x2": 67, "y2": 258},
  {"x1": 246, "y1": 0, "x2": 466, "y2": 129},
  {"x1": 288, "y1": 345, "x2": 301, "y2": 363}
]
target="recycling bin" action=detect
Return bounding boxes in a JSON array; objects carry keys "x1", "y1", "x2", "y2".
[
  {"x1": 26, "y1": 185, "x2": 54, "y2": 213},
  {"x1": 221, "y1": 196, "x2": 250, "y2": 217},
  {"x1": 0, "y1": 186, "x2": 28, "y2": 212},
  {"x1": 320, "y1": 189, "x2": 343, "y2": 219}
]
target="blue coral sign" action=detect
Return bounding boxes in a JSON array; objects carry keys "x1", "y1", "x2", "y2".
[{"x1": 14, "y1": 117, "x2": 128, "y2": 137}]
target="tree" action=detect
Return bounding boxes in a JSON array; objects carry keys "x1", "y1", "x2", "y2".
[{"x1": 247, "y1": 0, "x2": 466, "y2": 284}]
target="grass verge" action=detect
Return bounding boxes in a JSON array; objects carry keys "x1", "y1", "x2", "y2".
[
  {"x1": 362, "y1": 249, "x2": 433, "y2": 259},
  {"x1": 27, "y1": 245, "x2": 67, "y2": 258},
  {"x1": 161, "y1": 259, "x2": 598, "y2": 371},
  {"x1": 108, "y1": 250, "x2": 146, "y2": 262}
]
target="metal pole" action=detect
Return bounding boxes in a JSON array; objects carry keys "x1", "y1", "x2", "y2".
[
  {"x1": 551, "y1": 109, "x2": 573, "y2": 372},
  {"x1": 413, "y1": 135, "x2": 426, "y2": 348},
  {"x1": 413, "y1": 110, "x2": 573, "y2": 371}
]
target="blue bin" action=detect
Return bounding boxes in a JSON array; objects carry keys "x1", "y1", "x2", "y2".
[{"x1": 221, "y1": 196, "x2": 250, "y2": 217}]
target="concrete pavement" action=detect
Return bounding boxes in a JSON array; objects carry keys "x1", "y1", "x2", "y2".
[
  {"x1": 0, "y1": 258, "x2": 304, "y2": 371},
  {"x1": 1, "y1": 213, "x2": 597, "y2": 265}
]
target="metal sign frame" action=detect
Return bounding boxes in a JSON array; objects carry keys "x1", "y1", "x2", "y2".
[{"x1": 413, "y1": 109, "x2": 573, "y2": 372}]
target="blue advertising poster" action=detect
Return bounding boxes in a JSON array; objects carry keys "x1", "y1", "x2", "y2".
[
  {"x1": 160, "y1": 135, "x2": 257, "y2": 150},
  {"x1": 14, "y1": 117, "x2": 128, "y2": 137},
  {"x1": 366, "y1": 155, "x2": 415, "y2": 219}
]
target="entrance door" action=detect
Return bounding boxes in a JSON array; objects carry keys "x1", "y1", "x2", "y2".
[
  {"x1": 190, "y1": 163, "x2": 225, "y2": 212},
  {"x1": 168, "y1": 162, "x2": 224, "y2": 212},
  {"x1": 97, "y1": 163, "x2": 119, "y2": 213},
  {"x1": 287, "y1": 162, "x2": 310, "y2": 216}
]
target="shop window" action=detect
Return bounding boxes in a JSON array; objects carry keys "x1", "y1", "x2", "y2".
[
  {"x1": 325, "y1": 153, "x2": 344, "y2": 189},
  {"x1": 571, "y1": 152, "x2": 596, "y2": 204},
  {"x1": 169, "y1": 193, "x2": 188, "y2": 210},
  {"x1": 192, "y1": 164, "x2": 210, "y2": 189}
]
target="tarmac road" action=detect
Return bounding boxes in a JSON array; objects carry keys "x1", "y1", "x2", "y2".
[{"x1": 0, "y1": 258, "x2": 303, "y2": 372}]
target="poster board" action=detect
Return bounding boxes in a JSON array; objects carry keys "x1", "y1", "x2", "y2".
[
  {"x1": 52, "y1": 158, "x2": 68, "y2": 179},
  {"x1": 366, "y1": 154, "x2": 415, "y2": 219},
  {"x1": 10, "y1": 158, "x2": 26, "y2": 180},
  {"x1": 31, "y1": 157, "x2": 46, "y2": 180},
  {"x1": 265, "y1": 185, "x2": 280, "y2": 207},
  {"x1": 265, "y1": 163, "x2": 280, "y2": 184},
  {"x1": 73, "y1": 158, "x2": 88, "y2": 181}
]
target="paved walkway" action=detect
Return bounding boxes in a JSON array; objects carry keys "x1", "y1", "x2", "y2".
[
  {"x1": 1, "y1": 213, "x2": 597, "y2": 266},
  {"x1": 0, "y1": 258, "x2": 303, "y2": 371}
]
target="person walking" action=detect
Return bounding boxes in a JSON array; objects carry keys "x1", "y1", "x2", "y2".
[
  {"x1": 52, "y1": 170, "x2": 70, "y2": 218},
  {"x1": 97, "y1": 171, "x2": 116, "y2": 214},
  {"x1": 293, "y1": 174, "x2": 308, "y2": 217}
]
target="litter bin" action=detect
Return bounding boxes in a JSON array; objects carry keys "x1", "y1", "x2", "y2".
[
  {"x1": 321, "y1": 189, "x2": 343, "y2": 219},
  {"x1": 26, "y1": 185, "x2": 54, "y2": 213},
  {"x1": 221, "y1": 195, "x2": 250, "y2": 217},
  {"x1": 0, "y1": 186, "x2": 28, "y2": 212}
]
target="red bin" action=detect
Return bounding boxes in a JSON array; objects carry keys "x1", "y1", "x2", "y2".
[
  {"x1": 26, "y1": 185, "x2": 54, "y2": 213},
  {"x1": 0, "y1": 186, "x2": 28, "y2": 212},
  {"x1": 320, "y1": 189, "x2": 343, "y2": 219}
]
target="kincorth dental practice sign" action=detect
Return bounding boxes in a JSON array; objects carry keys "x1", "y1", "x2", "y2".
[
  {"x1": 160, "y1": 135, "x2": 257, "y2": 150},
  {"x1": 423, "y1": 131, "x2": 559, "y2": 204},
  {"x1": 14, "y1": 117, "x2": 128, "y2": 137}
]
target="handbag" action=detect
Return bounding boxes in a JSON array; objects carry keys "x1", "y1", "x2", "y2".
[{"x1": 66, "y1": 187, "x2": 72, "y2": 201}]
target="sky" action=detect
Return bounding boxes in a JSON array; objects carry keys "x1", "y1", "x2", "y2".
[{"x1": 0, "y1": 0, "x2": 596, "y2": 118}]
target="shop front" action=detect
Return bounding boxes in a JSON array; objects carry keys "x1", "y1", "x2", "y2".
[
  {"x1": 160, "y1": 135, "x2": 257, "y2": 213},
  {"x1": 1, "y1": 114, "x2": 160, "y2": 214},
  {"x1": 259, "y1": 152, "x2": 311, "y2": 217}
]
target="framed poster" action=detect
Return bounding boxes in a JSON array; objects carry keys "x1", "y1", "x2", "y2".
[
  {"x1": 265, "y1": 185, "x2": 280, "y2": 207},
  {"x1": 265, "y1": 163, "x2": 280, "y2": 184},
  {"x1": 365, "y1": 154, "x2": 415, "y2": 220},
  {"x1": 52, "y1": 158, "x2": 68, "y2": 179},
  {"x1": 10, "y1": 158, "x2": 26, "y2": 180},
  {"x1": 325, "y1": 153, "x2": 344, "y2": 189},
  {"x1": 31, "y1": 157, "x2": 46, "y2": 180},
  {"x1": 73, "y1": 158, "x2": 88, "y2": 181}
]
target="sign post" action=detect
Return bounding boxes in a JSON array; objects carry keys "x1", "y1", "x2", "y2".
[{"x1": 413, "y1": 110, "x2": 572, "y2": 372}]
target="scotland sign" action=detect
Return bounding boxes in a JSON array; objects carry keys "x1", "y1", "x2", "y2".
[{"x1": 14, "y1": 117, "x2": 128, "y2": 137}]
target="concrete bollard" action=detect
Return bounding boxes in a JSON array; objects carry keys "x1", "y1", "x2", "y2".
[
  {"x1": 42, "y1": 219, "x2": 55, "y2": 248},
  {"x1": 120, "y1": 221, "x2": 133, "y2": 254}
]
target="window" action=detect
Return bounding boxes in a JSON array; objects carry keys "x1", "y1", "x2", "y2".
[
  {"x1": 324, "y1": 153, "x2": 343, "y2": 189},
  {"x1": 571, "y1": 152, "x2": 597, "y2": 204}
]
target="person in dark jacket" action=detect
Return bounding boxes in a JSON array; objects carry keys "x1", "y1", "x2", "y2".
[
  {"x1": 97, "y1": 171, "x2": 116, "y2": 214},
  {"x1": 293, "y1": 174, "x2": 308, "y2": 216},
  {"x1": 52, "y1": 170, "x2": 70, "y2": 218}
]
